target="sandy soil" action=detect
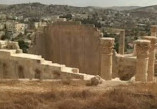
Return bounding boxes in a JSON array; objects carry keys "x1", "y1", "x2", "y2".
[
  {"x1": 1, "y1": 79, "x2": 156, "y2": 109},
  {"x1": 0, "y1": 79, "x2": 129, "y2": 93}
]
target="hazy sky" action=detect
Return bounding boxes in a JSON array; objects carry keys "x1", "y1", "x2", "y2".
[{"x1": 1, "y1": 0, "x2": 157, "y2": 7}]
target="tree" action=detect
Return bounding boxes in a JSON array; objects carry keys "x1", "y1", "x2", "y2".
[
  {"x1": 59, "y1": 14, "x2": 72, "y2": 20},
  {"x1": 18, "y1": 40, "x2": 29, "y2": 53}
]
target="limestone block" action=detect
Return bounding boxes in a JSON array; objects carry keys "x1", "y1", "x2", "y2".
[
  {"x1": 16, "y1": 49, "x2": 23, "y2": 53},
  {"x1": 7, "y1": 41, "x2": 20, "y2": 49},
  {"x1": 60, "y1": 71, "x2": 84, "y2": 80},
  {"x1": 90, "y1": 75, "x2": 103, "y2": 86}
]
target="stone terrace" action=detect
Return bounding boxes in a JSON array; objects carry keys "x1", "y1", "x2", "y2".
[{"x1": 0, "y1": 41, "x2": 94, "y2": 80}]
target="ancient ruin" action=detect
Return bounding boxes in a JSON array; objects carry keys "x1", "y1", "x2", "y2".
[
  {"x1": 151, "y1": 25, "x2": 157, "y2": 37},
  {"x1": 100, "y1": 38, "x2": 114, "y2": 80},
  {"x1": 135, "y1": 40, "x2": 150, "y2": 82},
  {"x1": 143, "y1": 36, "x2": 157, "y2": 82},
  {"x1": 0, "y1": 21, "x2": 157, "y2": 83},
  {"x1": 0, "y1": 40, "x2": 95, "y2": 80},
  {"x1": 29, "y1": 22, "x2": 102, "y2": 75}
]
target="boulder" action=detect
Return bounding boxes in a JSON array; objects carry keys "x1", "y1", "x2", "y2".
[{"x1": 88, "y1": 75, "x2": 103, "y2": 86}]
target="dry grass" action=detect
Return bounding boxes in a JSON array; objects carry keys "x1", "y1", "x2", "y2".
[{"x1": 0, "y1": 80, "x2": 157, "y2": 109}]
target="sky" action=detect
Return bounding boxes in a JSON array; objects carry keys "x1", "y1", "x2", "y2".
[{"x1": 0, "y1": 0, "x2": 157, "y2": 7}]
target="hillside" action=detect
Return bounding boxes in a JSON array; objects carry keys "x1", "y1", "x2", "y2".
[
  {"x1": 107, "y1": 6, "x2": 141, "y2": 11},
  {"x1": 1, "y1": 2, "x2": 157, "y2": 17},
  {"x1": 128, "y1": 5, "x2": 157, "y2": 18},
  {"x1": 0, "y1": 2, "x2": 97, "y2": 17},
  {"x1": 132, "y1": 5, "x2": 157, "y2": 13},
  {"x1": 0, "y1": 4, "x2": 8, "y2": 9},
  {"x1": 2, "y1": 2, "x2": 155, "y2": 18}
]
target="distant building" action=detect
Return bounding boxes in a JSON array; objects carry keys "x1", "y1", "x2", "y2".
[
  {"x1": 34, "y1": 21, "x2": 47, "y2": 29},
  {"x1": 6, "y1": 21, "x2": 16, "y2": 32},
  {"x1": 15, "y1": 23, "x2": 28, "y2": 34},
  {"x1": 72, "y1": 14, "x2": 88, "y2": 19},
  {"x1": 0, "y1": 14, "x2": 7, "y2": 21},
  {"x1": 0, "y1": 23, "x2": 5, "y2": 31}
]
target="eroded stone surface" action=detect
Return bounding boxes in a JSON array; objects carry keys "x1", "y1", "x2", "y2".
[
  {"x1": 0, "y1": 22, "x2": 157, "y2": 83},
  {"x1": 100, "y1": 38, "x2": 114, "y2": 80},
  {"x1": 0, "y1": 40, "x2": 89, "y2": 80},
  {"x1": 143, "y1": 36, "x2": 157, "y2": 82},
  {"x1": 29, "y1": 21, "x2": 103, "y2": 75},
  {"x1": 135, "y1": 40, "x2": 151, "y2": 82}
]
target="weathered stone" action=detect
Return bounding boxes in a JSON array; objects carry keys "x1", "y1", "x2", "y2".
[
  {"x1": 0, "y1": 40, "x2": 88, "y2": 80},
  {"x1": 151, "y1": 25, "x2": 157, "y2": 37},
  {"x1": 29, "y1": 21, "x2": 103, "y2": 75},
  {"x1": 16, "y1": 49, "x2": 23, "y2": 53},
  {"x1": 119, "y1": 30, "x2": 125, "y2": 55},
  {"x1": 143, "y1": 36, "x2": 157, "y2": 82},
  {"x1": 100, "y1": 38, "x2": 115, "y2": 80},
  {"x1": 135, "y1": 40, "x2": 151, "y2": 82},
  {"x1": 90, "y1": 75, "x2": 103, "y2": 86},
  {"x1": 72, "y1": 68, "x2": 79, "y2": 73},
  {"x1": 0, "y1": 21, "x2": 156, "y2": 84},
  {"x1": 133, "y1": 44, "x2": 137, "y2": 56}
]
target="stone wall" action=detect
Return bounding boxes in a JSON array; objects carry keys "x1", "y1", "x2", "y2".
[
  {"x1": 0, "y1": 40, "x2": 20, "y2": 50},
  {"x1": 30, "y1": 21, "x2": 103, "y2": 75},
  {"x1": 29, "y1": 21, "x2": 137, "y2": 79},
  {"x1": 29, "y1": 22, "x2": 157, "y2": 81},
  {"x1": 0, "y1": 40, "x2": 90, "y2": 80},
  {"x1": 112, "y1": 52, "x2": 136, "y2": 80}
]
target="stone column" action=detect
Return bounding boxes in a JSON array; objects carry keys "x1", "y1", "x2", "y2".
[
  {"x1": 151, "y1": 25, "x2": 157, "y2": 37},
  {"x1": 135, "y1": 40, "x2": 150, "y2": 82},
  {"x1": 100, "y1": 38, "x2": 115, "y2": 80},
  {"x1": 133, "y1": 44, "x2": 137, "y2": 56},
  {"x1": 143, "y1": 36, "x2": 157, "y2": 82},
  {"x1": 119, "y1": 30, "x2": 125, "y2": 55}
]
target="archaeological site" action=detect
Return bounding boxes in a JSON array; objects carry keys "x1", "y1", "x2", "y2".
[
  {"x1": 29, "y1": 22, "x2": 157, "y2": 82},
  {"x1": 2, "y1": 2, "x2": 157, "y2": 108},
  {"x1": 0, "y1": 21, "x2": 157, "y2": 84}
]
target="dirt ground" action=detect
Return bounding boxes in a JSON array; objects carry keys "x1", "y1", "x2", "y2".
[{"x1": 0, "y1": 79, "x2": 157, "y2": 109}]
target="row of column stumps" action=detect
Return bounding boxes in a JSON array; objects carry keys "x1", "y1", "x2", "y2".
[
  {"x1": 135, "y1": 36, "x2": 157, "y2": 82},
  {"x1": 99, "y1": 25, "x2": 157, "y2": 82},
  {"x1": 100, "y1": 37, "x2": 157, "y2": 82},
  {"x1": 133, "y1": 25, "x2": 157, "y2": 82}
]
